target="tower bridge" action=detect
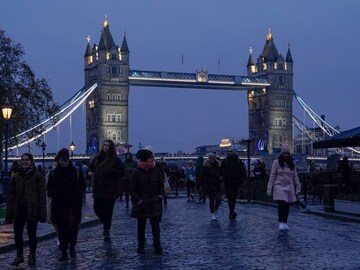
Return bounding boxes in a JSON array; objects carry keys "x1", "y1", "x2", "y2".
[{"x1": 6, "y1": 17, "x2": 355, "y2": 157}]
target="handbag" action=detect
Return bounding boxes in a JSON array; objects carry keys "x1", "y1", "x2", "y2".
[{"x1": 291, "y1": 175, "x2": 307, "y2": 210}]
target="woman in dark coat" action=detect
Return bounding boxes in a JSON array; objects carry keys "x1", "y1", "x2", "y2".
[
  {"x1": 47, "y1": 148, "x2": 86, "y2": 261},
  {"x1": 202, "y1": 153, "x2": 222, "y2": 220},
  {"x1": 6, "y1": 153, "x2": 46, "y2": 267},
  {"x1": 88, "y1": 139, "x2": 124, "y2": 241},
  {"x1": 129, "y1": 149, "x2": 164, "y2": 254},
  {"x1": 221, "y1": 148, "x2": 246, "y2": 220}
]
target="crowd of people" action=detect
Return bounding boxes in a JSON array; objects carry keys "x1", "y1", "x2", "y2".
[{"x1": 5, "y1": 141, "x2": 303, "y2": 266}]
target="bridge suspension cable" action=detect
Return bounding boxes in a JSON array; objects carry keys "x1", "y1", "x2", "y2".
[
  {"x1": 293, "y1": 91, "x2": 360, "y2": 154},
  {"x1": 6, "y1": 83, "x2": 98, "y2": 150}
]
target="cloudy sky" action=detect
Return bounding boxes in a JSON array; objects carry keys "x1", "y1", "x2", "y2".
[{"x1": 1, "y1": 0, "x2": 359, "y2": 154}]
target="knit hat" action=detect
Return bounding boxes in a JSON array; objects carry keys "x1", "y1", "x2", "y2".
[
  {"x1": 57, "y1": 148, "x2": 70, "y2": 159},
  {"x1": 281, "y1": 143, "x2": 290, "y2": 154},
  {"x1": 21, "y1": 153, "x2": 34, "y2": 163},
  {"x1": 136, "y1": 149, "x2": 153, "y2": 162}
]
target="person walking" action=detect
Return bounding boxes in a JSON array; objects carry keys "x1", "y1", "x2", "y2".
[
  {"x1": 5, "y1": 153, "x2": 46, "y2": 266},
  {"x1": 121, "y1": 152, "x2": 137, "y2": 208},
  {"x1": 183, "y1": 160, "x2": 196, "y2": 201},
  {"x1": 195, "y1": 156, "x2": 206, "y2": 203},
  {"x1": 202, "y1": 153, "x2": 222, "y2": 220},
  {"x1": 221, "y1": 148, "x2": 246, "y2": 220},
  {"x1": 47, "y1": 148, "x2": 86, "y2": 261},
  {"x1": 267, "y1": 143, "x2": 301, "y2": 231},
  {"x1": 129, "y1": 148, "x2": 164, "y2": 255},
  {"x1": 88, "y1": 139, "x2": 124, "y2": 241}
]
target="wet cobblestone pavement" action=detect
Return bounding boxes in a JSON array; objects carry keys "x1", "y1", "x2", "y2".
[{"x1": 1, "y1": 195, "x2": 360, "y2": 269}]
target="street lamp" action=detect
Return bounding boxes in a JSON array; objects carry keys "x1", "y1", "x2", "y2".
[
  {"x1": 69, "y1": 141, "x2": 76, "y2": 160},
  {"x1": 41, "y1": 142, "x2": 46, "y2": 174},
  {"x1": 2, "y1": 99, "x2": 13, "y2": 197}
]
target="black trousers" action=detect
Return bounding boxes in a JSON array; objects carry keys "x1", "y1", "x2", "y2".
[
  {"x1": 208, "y1": 192, "x2": 221, "y2": 213},
  {"x1": 278, "y1": 201, "x2": 290, "y2": 223},
  {"x1": 186, "y1": 181, "x2": 195, "y2": 197},
  {"x1": 13, "y1": 206, "x2": 38, "y2": 257},
  {"x1": 137, "y1": 217, "x2": 161, "y2": 247},
  {"x1": 93, "y1": 198, "x2": 116, "y2": 231},
  {"x1": 226, "y1": 186, "x2": 239, "y2": 214},
  {"x1": 57, "y1": 207, "x2": 79, "y2": 251}
]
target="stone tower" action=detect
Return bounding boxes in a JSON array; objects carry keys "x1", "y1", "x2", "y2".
[
  {"x1": 246, "y1": 31, "x2": 294, "y2": 155},
  {"x1": 84, "y1": 18, "x2": 130, "y2": 154}
]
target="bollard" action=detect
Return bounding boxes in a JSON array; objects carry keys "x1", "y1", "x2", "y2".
[{"x1": 323, "y1": 184, "x2": 339, "y2": 212}]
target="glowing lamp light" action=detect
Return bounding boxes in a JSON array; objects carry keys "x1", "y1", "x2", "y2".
[{"x1": 219, "y1": 138, "x2": 232, "y2": 148}]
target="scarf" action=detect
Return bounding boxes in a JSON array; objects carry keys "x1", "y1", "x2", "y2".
[
  {"x1": 19, "y1": 164, "x2": 36, "y2": 178},
  {"x1": 138, "y1": 160, "x2": 156, "y2": 171}
]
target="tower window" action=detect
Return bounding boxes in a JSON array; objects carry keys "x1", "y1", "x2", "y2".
[
  {"x1": 107, "y1": 94, "x2": 111, "y2": 101},
  {"x1": 117, "y1": 94, "x2": 121, "y2": 101}
]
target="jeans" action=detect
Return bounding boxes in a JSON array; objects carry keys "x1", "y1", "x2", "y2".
[{"x1": 208, "y1": 192, "x2": 221, "y2": 213}]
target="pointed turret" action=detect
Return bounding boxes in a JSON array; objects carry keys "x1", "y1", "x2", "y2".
[
  {"x1": 121, "y1": 33, "x2": 129, "y2": 53},
  {"x1": 285, "y1": 43, "x2": 293, "y2": 63},
  {"x1": 98, "y1": 16, "x2": 116, "y2": 51},
  {"x1": 247, "y1": 47, "x2": 255, "y2": 67},
  {"x1": 84, "y1": 35, "x2": 92, "y2": 57},
  {"x1": 260, "y1": 30, "x2": 279, "y2": 62}
]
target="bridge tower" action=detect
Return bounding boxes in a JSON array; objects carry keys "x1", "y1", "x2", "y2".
[
  {"x1": 247, "y1": 31, "x2": 294, "y2": 155},
  {"x1": 84, "y1": 18, "x2": 130, "y2": 154}
]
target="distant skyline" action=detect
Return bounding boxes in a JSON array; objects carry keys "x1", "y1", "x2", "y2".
[{"x1": 1, "y1": 1, "x2": 360, "y2": 155}]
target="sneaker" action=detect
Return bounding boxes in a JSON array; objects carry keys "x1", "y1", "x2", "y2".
[
  {"x1": 279, "y1": 222, "x2": 285, "y2": 231},
  {"x1": 211, "y1": 213, "x2": 217, "y2": 220},
  {"x1": 283, "y1": 223, "x2": 289, "y2": 231},
  {"x1": 11, "y1": 256, "x2": 24, "y2": 266},
  {"x1": 28, "y1": 254, "x2": 36, "y2": 266}
]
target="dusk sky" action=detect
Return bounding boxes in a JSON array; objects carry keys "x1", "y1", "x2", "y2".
[{"x1": 1, "y1": 1, "x2": 360, "y2": 155}]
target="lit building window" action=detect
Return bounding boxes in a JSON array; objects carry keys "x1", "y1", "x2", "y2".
[
  {"x1": 262, "y1": 63, "x2": 267, "y2": 71},
  {"x1": 106, "y1": 51, "x2": 110, "y2": 60},
  {"x1": 274, "y1": 63, "x2": 277, "y2": 70},
  {"x1": 284, "y1": 62, "x2": 288, "y2": 70},
  {"x1": 87, "y1": 55, "x2": 93, "y2": 65},
  {"x1": 89, "y1": 100, "x2": 95, "y2": 108}
]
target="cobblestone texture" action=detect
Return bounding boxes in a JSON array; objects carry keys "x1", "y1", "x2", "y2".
[{"x1": 1, "y1": 195, "x2": 360, "y2": 269}]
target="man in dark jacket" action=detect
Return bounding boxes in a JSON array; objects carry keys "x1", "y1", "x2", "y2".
[
  {"x1": 221, "y1": 148, "x2": 246, "y2": 220},
  {"x1": 47, "y1": 148, "x2": 86, "y2": 261},
  {"x1": 129, "y1": 148, "x2": 164, "y2": 255}
]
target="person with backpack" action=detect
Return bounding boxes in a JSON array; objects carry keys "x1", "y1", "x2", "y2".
[
  {"x1": 221, "y1": 148, "x2": 246, "y2": 220},
  {"x1": 202, "y1": 153, "x2": 222, "y2": 220}
]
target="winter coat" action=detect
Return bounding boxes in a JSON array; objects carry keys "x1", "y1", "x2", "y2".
[
  {"x1": 221, "y1": 155, "x2": 246, "y2": 190},
  {"x1": 47, "y1": 164, "x2": 86, "y2": 225},
  {"x1": 202, "y1": 159, "x2": 222, "y2": 194},
  {"x1": 129, "y1": 167, "x2": 164, "y2": 220},
  {"x1": 90, "y1": 156, "x2": 124, "y2": 199},
  {"x1": 6, "y1": 169, "x2": 46, "y2": 223},
  {"x1": 184, "y1": 165, "x2": 196, "y2": 182},
  {"x1": 267, "y1": 159, "x2": 301, "y2": 203}
]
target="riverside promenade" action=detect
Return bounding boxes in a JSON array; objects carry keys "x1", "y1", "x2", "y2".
[{"x1": 1, "y1": 191, "x2": 360, "y2": 269}]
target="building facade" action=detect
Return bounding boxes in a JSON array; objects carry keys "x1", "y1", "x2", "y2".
[
  {"x1": 247, "y1": 31, "x2": 294, "y2": 155},
  {"x1": 84, "y1": 18, "x2": 130, "y2": 154}
]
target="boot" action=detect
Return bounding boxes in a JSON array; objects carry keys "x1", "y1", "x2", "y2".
[
  {"x1": 154, "y1": 244, "x2": 163, "y2": 255},
  {"x1": 58, "y1": 250, "x2": 69, "y2": 261},
  {"x1": 11, "y1": 256, "x2": 24, "y2": 266},
  {"x1": 137, "y1": 243, "x2": 145, "y2": 254},
  {"x1": 69, "y1": 245, "x2": 76, "y2": 258},
  {"x1": 103, "y1": 230, "x2": 111, "y2": 242},
  {"x1": 28, "y1": 254, "x2": 36, "y2": 266}
]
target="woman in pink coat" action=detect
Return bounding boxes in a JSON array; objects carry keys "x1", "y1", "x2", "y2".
[{"x1": 267, "y1": 144, "x2": 301, "y2": 231}]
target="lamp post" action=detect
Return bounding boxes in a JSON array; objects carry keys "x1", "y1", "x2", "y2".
[
  {"x1": 2, "y1": 99, "x2": 13, "y2": 197},
  {"x1": 246, "y1": 139, "x2": 251, "y2": 203},
  {"x1": 69, "y1": 141, "x2": 75, "y2": 160},
  {"x1": 41, "y1": 142, "x2": 46, "y2": 174}
]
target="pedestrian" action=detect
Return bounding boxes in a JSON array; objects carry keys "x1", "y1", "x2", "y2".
[
  {"x1": 195, "y1": 156, "x2": 206, "y2": 202},
  {"x1": 183, "y1": 160, "x2": 196, "y2": 201},
  {"x1": 129, "y1": 148, "x2": 164, "y2": 255},
  {"x1": 267, "y1": 143, "x2": 301, "y2": 231},
  {"x1": 202, "y1": 152, "x2": 222, "y2": 220},
  {"x1": 45, "y1": 156, "x2": 60, "y2": 246},
  {"x1": 121, "y1": 152, "x2": 137, "y2": 208},
  {"x1": 88, "y1": 139, "x2": 124, "y2": 241},
  {"x1": 221, "y1": 148, "x2": 246, "y2": 220},
  {"x1": 47, "y1": 148, "x2": 86, "y2": 261},
  {"x1": 156, "y1": 157, "x2": 170, "y2": 205},
  {"x1": 5, "y1": 153, "x2": 46, "y2": 266},
  {"x1": 337, "y1": 156, "x2": 352, "y2": 193}
]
